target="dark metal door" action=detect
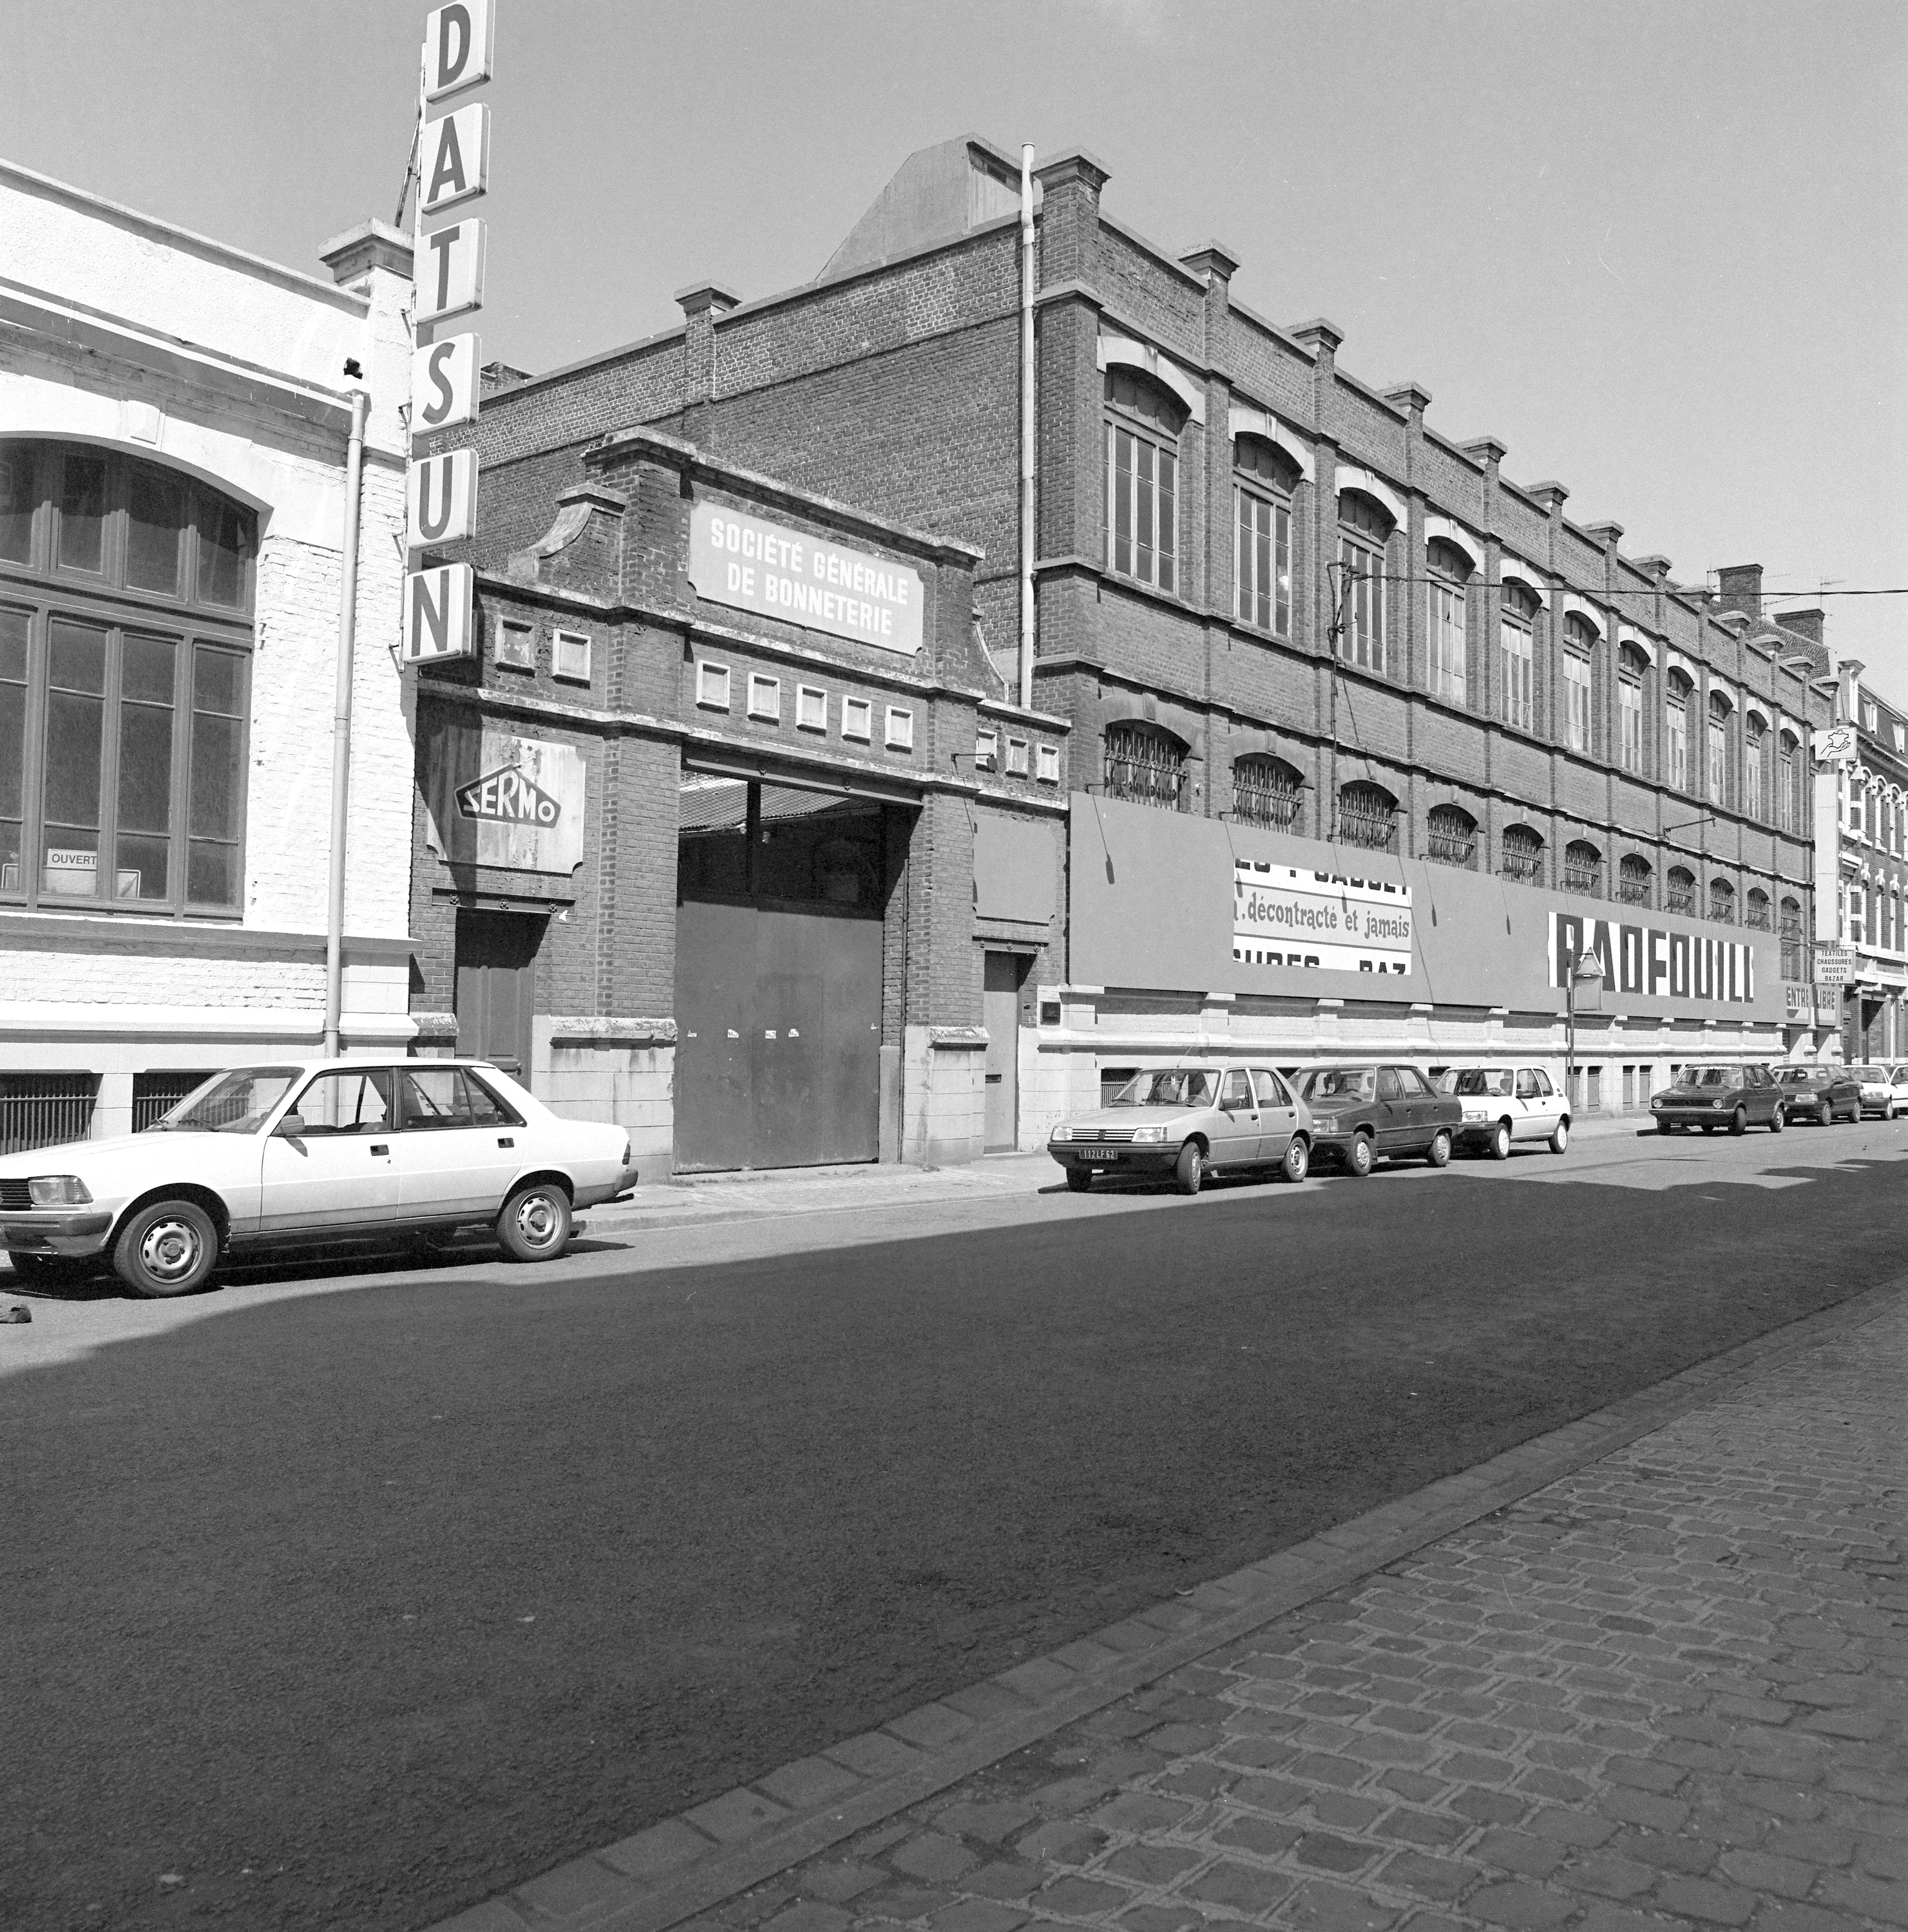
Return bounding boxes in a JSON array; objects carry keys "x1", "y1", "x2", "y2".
[
  {"x1": 453, "y1": 911, "x2": 540, "y2": 1077},
  {"x1": 982, "y1": 952, "x2": 1025, "y2": 1152}
]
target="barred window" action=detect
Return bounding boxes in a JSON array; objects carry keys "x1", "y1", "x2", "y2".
[
  {"x1": 1336, "y1": 779, "x2": 1397, "y2": 851},
  {"x1": 1103, "y1": 370, "x2": 1182, "y2": 594},
  {"x1": 1426, "y1": 802, "x2": 1477, "y2": 869},
  {"x1": 1618, "y1": 853, "x2": 1652, "y2": 906},
  {"x1": 1500, "y1": 822, "x2": 1544, "y2": 885},
  {"x1": 1746, "y1": 887, "x2": 1771, "y2": 931},
  {"x1": 1667, "y1": 865, "x2": 1696, "y2": 916},
  {"x1": 1780, "y1": 896, "x2": 1803, "y2": 979},
  {"x1": 1709, "y1": 876, "x2": 1735, "y2": 923},
  {"x1": 1337, "y1": 491, "x2": 1393, "y2": 674},
  {"x1": 1102, "y1": 721, "x2": 1185, "y2": 811},
  {"x1": 1234, "y1": 439, "x2": 1297, "y2": 636},
  {"x1": 1563, "y1": 839, "x2": 1602, "y2": 897},
  {"x1": 1232, "y1": 753, "x2": 1303, "y2": 831}
]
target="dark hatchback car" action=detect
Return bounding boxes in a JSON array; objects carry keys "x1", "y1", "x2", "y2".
[
  {"x1": 1297, "y1": 1064, "x2": 1464, "y2": 1177},
  {"x1": 1650, "y1": 1063, "x2": 1784, "y2": 1135},
  {"x1": 1773, "y1": 1064, "x2": 1863, "y2": 1126}
]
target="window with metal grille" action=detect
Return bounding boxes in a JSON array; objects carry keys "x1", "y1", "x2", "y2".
[
  {"x1": 1103, "y1": 370, "x2": 1181, "y2": 593},
  {"x1": 1618, "y1": 853, "x2": 1652, "y2": 905},
  {"x1": 1667, "y1": 866, "x2": 1696, "y2": 916},
  {"x1": 1746, "y1": 889, "x2": 1771, "y2": 931},
  {"x1": 1780, "y1": 898, "x2": 1803, "y2": 979},
  {"x1": 1337, "y1": 491, "x2": 1393, "y2": 674},
  {"x1": 0, "y1": 1072, "x2": 97, "y2": 1155},
  {"x1": 1563, "y1": 840, "x2": 1602, "y2": 896},
  {"x1": 1234, "y1": 439, "x2": 1295, "y2": 636},
  {"x1": 1102, "y1": 723, "x2": 1185, "y2": 811},
  {"x1": 1709, "y1": 876, "x2": 1735, "y2": 923},
  {"x1": 1232, "y1": 755, "x2": 1302, "y2": 831},
  {"x1": 1426, "y1": 803, "x2": 1476, "y2": 868},
  {"x1": 132, "y1": 1068, "x2": 215, "y2": 1132},
  {"x1": 1336, "y1": 780, "x2": 1397, "y2": 851},
  {"x1": 1500, "y1": 823, "x2": 1543, "y2": 884}
]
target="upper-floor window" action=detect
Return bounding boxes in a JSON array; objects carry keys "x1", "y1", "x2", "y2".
[
  {"x1": 1779, "y1": 732, "x2": 1799, "y2": 832},
  {"x1": 1336, "y1": 779, "x2": 1397, "y2": 851},
  {"x1": 1500, "y1": 580, "x2": 1539, "y2": 733},
  {"x1": 1744, "y1": 717, "x2": 1766, "y2": 821},
  {"x1": 1426, "y1": 802, "x2": 1477, "y2": 869},
  {"x1": 0, "y1": 440, "x2": 255, "y2": 916},
  {"x1": 1563, "y1": 613, "x2": 1596, "y2": 753},
  {"x1": 1617, "y1": 643, "x2": 1646, "y2": 775},
  {"x1": 1709, "y1": 876, "x2": 1735, "y2": 924},
  {"x1": 1426, "y1": 538, "x2": 1469, "y2": 706},
  {"x1": 1746, "y1": 886, "x2": 1771, "y2": 931},
  {"x1": 1500, "y1": 822, "x2": 1544, "y2": 885},
  {"x1": 1103, "y1": 721, "x2": 1185, "y2": 811},
  {"x1": 1563, "y1": 839, "x2": 1602, "y2": 897},
  {"x1": 1707, "y1": 691, "x2": 1731, "y2": 806},
  {"x1": 1232, "y1": 753, "x2": 1303, "y2": 831},
  {"x1": 1234, "y1": 439, "x2": 1296, "y2": 636},
  {"x1": 1103, "y1": 370, "x2": 1181, "y2": 594},
  {"x1": 1618, "y1": 853, "x2": 1652, "y2": 907},
  {"x1": 1667, "y1": 864, "x2": 1696, "y2": 916},
  {"x1": 1780, "y1": 896, "x2": 1804, "y2": 979},
  {"x1": 1337, "y1": 491, "x2": 1393, "y2": 674},
  {"x1": 1666, "y1": 674, "x2": 1692, "y2": 791}
]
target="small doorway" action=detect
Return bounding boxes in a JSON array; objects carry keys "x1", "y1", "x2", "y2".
[
  {"x1": 983, "y1": 951, "x2": 1029, "y2": 1152},
  {"x1": 454, "y1": 909, "x2": 541, "y2": 1077}
]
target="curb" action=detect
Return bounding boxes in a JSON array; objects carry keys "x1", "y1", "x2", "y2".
[{"x1": 423, "y1": 1271, "x2": 1908, "y2": 1932}]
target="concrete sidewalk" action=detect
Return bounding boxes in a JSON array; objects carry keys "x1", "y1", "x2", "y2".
[{"x1": 430, "y1": 1274, "x2": 1903, "y2": 1932}]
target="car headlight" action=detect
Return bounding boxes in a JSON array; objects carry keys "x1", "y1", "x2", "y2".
[
  {"x1": 1462, "y1": 1108, "x2": 1487, "y2": 1123},
  {"x1": 1314, "y1": 1115, "x2": 1339, "y2": 1134},
  {"x1": 1131, "y1": 1126, "x2": 1167, "y2": 1144},
  {"x1": 28, "y1": 1175, "x2": 93, "y2": 1206},
  {"x1": 1050, "y1": 1124, "x2": 1074, "y2": 1143},
  {"x1": 1650, "y1": 1097, "x2": 1663, "y2": 1108},
  {"x1": 1711, "y1": 1099, "x2": 1726, "y2": 1110}
]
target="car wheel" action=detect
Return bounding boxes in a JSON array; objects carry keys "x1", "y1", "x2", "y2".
[
  {"x1": 1064, "y1": 1166, "x2": 1092, "y2": 1193},
  {"x1": 1281, "y1": 1135, "x2": 1309, "y2": 1184},
  {"x1": 1173, "y1": 1141, "x2": 1204, "y2": 1195},
  {"x1": 1489, "y1": 1119, "x2": 1512, "y2": 1162},
  {"x1": 495, "y1": 1180, "x2": 573, "y2": 1262},
  {"x1": 1729, "y1": 1106, "x2": 1748, "y2": 1137},
  {"x1": 113, "y1": 1198, "x2": 219, "y2": 1299},
  {"x1": 1346, "y1": 1132, "x2": 1375, "y2": 1179},
  {"x1": 1549, "y1": 1117, "x2": 1570, "y2": 1155},
  {"x1": 1770, "y1": 1106, "x2": 1785, "y2": 1134},
  {"x1": 1427, "y1": 1129, "x2": 1452, "y2": 1169},
  {"x1": 1885, "y1": 1103, "x2": 1897, "y2": 1123},
  {"x1": 5, "y1": 1251, "x2": 98, "y2": 1286}
]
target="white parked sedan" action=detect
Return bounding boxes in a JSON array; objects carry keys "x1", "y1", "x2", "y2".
[
  {"x1": 0, "y1": 1059, "x2": 637, "y2": 1298},
  {"x1": 1436, "y1": 1065, "x2": 1571, "y2": 1159}
]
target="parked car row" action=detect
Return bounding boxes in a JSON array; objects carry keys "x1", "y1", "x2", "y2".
[
  {"x1": 1649, "y1": 1061, "x2": 1898, "y2": 1133},
  {"x1": 1047, "y1": 1061, "x2": 1570, "y2": 1194}
]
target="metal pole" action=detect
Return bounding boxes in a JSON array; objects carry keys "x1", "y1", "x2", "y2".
[
  {"x1": 323, "y1": 388, "x2": 370, "y2": 1061},
  {"x1": 1018, "y1": 142, "x2": 1036, "y2": 713},
  {"x1": 1565, "y1": 975, "x2": 1576, "y2": 1105}
]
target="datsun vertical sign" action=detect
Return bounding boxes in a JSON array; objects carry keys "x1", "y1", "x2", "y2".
[{"x1": 424, "y1": 724, "x2": 585, "y2": 874}]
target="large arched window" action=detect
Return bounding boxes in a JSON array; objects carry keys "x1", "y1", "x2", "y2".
[
  {"x1": 1563, "y1": 612, "x2": 1597, "y2": 753},
  {"x1": 1500, "y1": 822, "x2": 1544, "y2": 885},
  {"x1": 1336, "y1": 779, "x2": 1397, "y2": 851},
  {"x1": 1232, "y1": 753, "x2": 1302, "y2": 831},
  {"x1": 1337, "y1": 491, "x2": 1394, "y2": 674},
  {"x1": 1500, "y1": 580, "x2": 1539, "y2": 733},
  {"x1": 1779, "y1": 731, "x2": 1800, "y2": 832},
  {"x1": 1744, "y1": 715, "x2": 1767, "y2": 820},
  {"x1": 1618, "y1": 853, "x2": 1652, "y2": 907},
  {"x1": 1665, "y1": 673, "x2": 1692, "y2": 791},
  {"x1": 1563, "y1": 839, "x2": 1602, "y2": 897},
  {"x1": 1709, "y1": 876, "x2": 1735, "y2": 924},
  {"x1": 1427, "y1": 802, "x2": 1477, "y2": 869},
  {"x1": 1746, "y1": 886, "x2": 1771, "y2": 931},
  {"x1": 1780, "y1": 896, "x2": 1803, "y2": 978},
  {"x1": 1102, "y1": 721, "x2": 1186, "y2": 811},
  {"x1": 1707, "y1": 690, "x2": 1732, "y2": 807},
  {"x1": 1667, "y1": 864, "x2": 1696, "y2": 917},
  {"x1": 1234, "y1": 438, "x2": 1297, "y2": 636},
  {"x1": 1426, "y1": 538, "x2": 1470, "y2": 706},
  {"x1": 1616, "y1": 642, "x2": 1647, "y2": 773},
  {"x1": 0, "y1": 439, "x2": 254, "y2": 915},
  {"x1": 1103, "y1": 370, "x2": 1184, "y2": 594}
]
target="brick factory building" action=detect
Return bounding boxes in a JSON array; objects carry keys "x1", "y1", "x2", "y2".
[
  {"x1": 0, "y1": 162, "x2": 414, "y2": 1149},
  {"x1": 434, "y1": 135, "x2": 1838, "y2": 1159}
]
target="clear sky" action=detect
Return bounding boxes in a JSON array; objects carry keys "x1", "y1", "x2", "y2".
[{"x1": 5, "y1": 0, "x2": 1905, "y2": 685}]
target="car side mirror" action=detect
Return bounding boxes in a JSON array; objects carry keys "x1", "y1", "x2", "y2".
[{"x1": 275, "y1": 1113, "x2": 307, "y2": 1139}]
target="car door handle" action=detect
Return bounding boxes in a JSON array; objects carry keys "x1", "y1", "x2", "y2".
[
  {"x1": 497, "y1": 1137, "x2": 515, "y2": 1148},
  {"x1": 369, "y1": 1144, "x2": 389, "y2": 1156}
]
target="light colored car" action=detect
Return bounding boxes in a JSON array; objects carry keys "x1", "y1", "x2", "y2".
[
  {"x1": 1436, "y1": 1065, "x2": 1571, "y2": 1159},
  {"x1": 0, "y1": 1058, "x2": 637, "y2": 1298},
  {"x1": 1048, "y1": 1064, "x2": 1313, "y2": 1195},
  {"x1": 1849, "y1": 1066, "x2": 1902, "y2": 1120}
]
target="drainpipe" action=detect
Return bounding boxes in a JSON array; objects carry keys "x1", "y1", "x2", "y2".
[
  {"x1": 1018, "y1": 142, "x2": 1036, "y2": 713},
  {"x1": 323, "y1": 388, "x2": 370, "y2": 1061}
]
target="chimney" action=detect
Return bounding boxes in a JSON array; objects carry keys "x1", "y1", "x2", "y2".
[
  {"x1": 1777, "y1": 605, "x2": 1826, "y2": 649},
  {"x1": 1715, "y1": 564, "x2": 1763, "y2": 622},
  {"x1": 676, "y1": 281, "x2": 741, "y2": 413}
]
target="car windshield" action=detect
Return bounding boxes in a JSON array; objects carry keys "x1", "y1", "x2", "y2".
[
  {"x1": 1452, "y1": 1070, "x2": 1514, "y2": 1097},
  {"x1": 1110, "y1": 1070, "x2": 1216, "y2": 1109},
  {"x1": 1779, "y1": 1069, "x2": 1824, "y2": 1086},
  {"x1": 1854, "y1": 1067, "x2": 1885, "y2": 1081},
  {"x1": 1683, "y1": 1067, "x2": 1733, "y2": 1087},
  {"x1": 1302, "y1": 1067, "x2": 1377, "y2": 1103},
  {"x1": 150, "y1": 1066, "x2": 303, "y2": 1134}
]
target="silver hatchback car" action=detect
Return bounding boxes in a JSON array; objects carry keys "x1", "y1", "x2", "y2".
[{"x1": 1047, "y1": 1064, "x2": 1313, "y2": 1195}]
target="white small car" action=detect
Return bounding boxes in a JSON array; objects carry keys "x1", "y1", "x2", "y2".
[
  {"x1": 1436, "y1": 1065, "x2": 1570, "y2": 1159},
  {"x1": 0, "y1": 1059, "x2": 637, "y2": 1298},
  {"x1": 1851, "y1": 1066, "x2": 1903, "y2": 1120}
]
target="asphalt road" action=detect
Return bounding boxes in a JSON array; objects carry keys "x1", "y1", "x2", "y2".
[{"x1": 6, "y1": 1122, "x2": 1907, "y2": 1932}]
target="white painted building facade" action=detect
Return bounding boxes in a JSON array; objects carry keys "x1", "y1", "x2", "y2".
[{"x1": 0, "y1": 161, "x2": 417, "y2": 1144}]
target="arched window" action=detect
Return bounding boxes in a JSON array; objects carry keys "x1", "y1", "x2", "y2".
[
  {"x1": 1618, "y1": 853, "x2": 1652, "y2": 907},
  {"x1": 1234, "y1": 438, "x2": 1297, "y2": 636},
  {"x1": 1500, "y1": 822, "x2": 1544, "y2": 885},
  {"x1": 1563, "y1": 839, "x2": 1602, "y2": 897},
  {"x1": 1709, "y1": 876, "x2": 1735, "y2": 923},
  {"x1": 1617, "y1": 642, "x2": 1648, "y2": 774},
  {"x1": 1563, "y1": 612, "x2": 1597, "y2": 754},
  {"x1": 1780, "y1": 895, "x2": 1804, "y2": 979},
  {"x1": 1102, "y1": 721, "x2": 1186, "y2": 811},
  {"x1": 1667, "y1": 864, "x2": 1696, "y2": 916},
  {"x1": 1426, "y1": 538, "x2": 1470, "y2": 706},
  {"x1": 1744, "y1": 715, "x2": 1767, "y2": 820},
  {"x1": 1500, "y1": 580, "x2": 1539, "y2": 733},
  {"x1": 1337, "y1": 490, "x2": 1394, "y2": 674},
  {"x1": 0, "y1": 439, "x2": 254, "y2": 914},
  {"x1": 1336, "y1": 779, "x2": 1397, "y2": 851},
  {"x1": 1746, "y1": 886, "x2": 1771, "y2": 931},
  {"x1": 1665, "y1": 673, "x2": 1692, "y2": 791},
  {"x1": 1779, "y1": 731, "x2": 1800, "y2": 833},
  {"x1": 1103, "y1": 370, "x2": 1184, "y2": 593},
  {"x1": 1707, "y1": 690, "x2": 1732, "y2": 806},
  {"x1": 1426, "y1": 802, "x2": 1477, "y2": 869},
  {"x1": 1232, "y1": 753, "x2": 1303, "y2": 831}
]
